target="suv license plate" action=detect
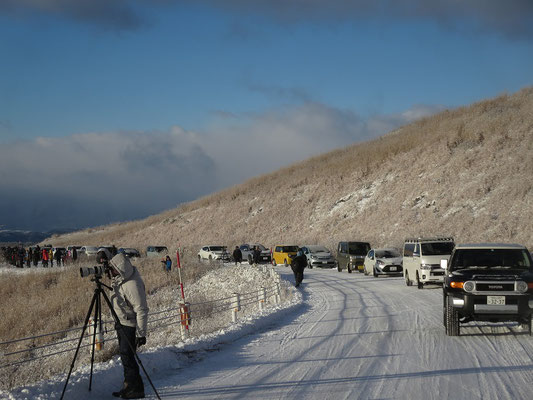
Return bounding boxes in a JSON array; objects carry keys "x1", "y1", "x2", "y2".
[
  {"x1": 487, "y1": 296, "x2": 505, "y2": 305},
  {"x1": 389, "y1": 267, "x2": 397, "y2": 271}
]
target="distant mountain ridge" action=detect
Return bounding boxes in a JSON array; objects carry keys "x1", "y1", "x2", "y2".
[
  {"x1": 46, "y1": 87, "x2": 533, "y2": 253},
  {"x1": 0, "y1": 229, "x2": 74, "y2": 245}
]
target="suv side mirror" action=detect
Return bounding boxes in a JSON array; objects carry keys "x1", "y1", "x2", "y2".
[{"x1": 441, "y1": 259, "x2": 448, "y2": 271}]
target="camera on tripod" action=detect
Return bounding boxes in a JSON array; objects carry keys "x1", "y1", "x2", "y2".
[{"x1": 80, "y1": 263, "x2": 110, "y2": 278}]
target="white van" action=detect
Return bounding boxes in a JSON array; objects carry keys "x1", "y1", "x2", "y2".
[{"x1": 403, "y1": 237, "x2": 455, "y2": 289}]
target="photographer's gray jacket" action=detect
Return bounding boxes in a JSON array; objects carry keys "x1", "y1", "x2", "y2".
[{"x1": 109, "y1": 253, "x2": 149, "y2": 337}]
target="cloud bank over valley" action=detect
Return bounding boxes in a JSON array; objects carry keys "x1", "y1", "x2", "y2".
[{"x1": 0, "y1": 102, "x2": 440, "y2": 231}]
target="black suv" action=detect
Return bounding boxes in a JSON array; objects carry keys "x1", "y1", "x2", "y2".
[{"x1": 443, "y1": 243, "x2": 533, "y2": 336}]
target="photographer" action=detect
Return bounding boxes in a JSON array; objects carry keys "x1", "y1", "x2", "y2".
[{"x1": 97, "y1": 249, "x2": 149, "y2": 399}]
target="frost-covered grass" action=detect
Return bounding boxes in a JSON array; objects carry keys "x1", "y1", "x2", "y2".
[
  {"x1": 47, "y1": 88, "x2": 533, "y2": 253},
  {"x1": 0, "y1": 257, "x2": 293, "y2": 390}
]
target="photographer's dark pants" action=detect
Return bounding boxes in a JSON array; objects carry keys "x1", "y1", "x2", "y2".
[{"x1": 116, "y1": 324, "x2": 142, "y2": 386}]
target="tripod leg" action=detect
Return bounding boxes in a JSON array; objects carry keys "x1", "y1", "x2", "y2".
[
  {"x1": 88, "y1": 290, "x2": 101, "y2": 391},
  {"x1": 100, "y1": 290, "x2": 161, "y2": 400},
  {"x1": 60, "y1": 290, "x2": 98, "y2": 400}
]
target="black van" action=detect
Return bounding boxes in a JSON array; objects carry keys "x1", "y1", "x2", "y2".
[{"x1": 337, "y1": 241, "x2": 371, "y2": 273}]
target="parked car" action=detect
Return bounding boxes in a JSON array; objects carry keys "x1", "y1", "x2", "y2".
[
  {"x1": 197, "y1": 246, "x2": 230, "y2": 261},
  {"x1": 363, "y1": 248, "x2": 403, "y2": 277},
  {"x1": 442, "y1": 243, "x2": 533, "y2": 336},
  {"x1": 239, "y1": 244, "x2": 272, "y2": 264},
  {"x1": 403, "y1": 237, "x2": 455, "y2": 288},
  {"x1": 146, "y1": 246, "x2": 169, "y2": 257},
  {"x1": 119, "y1": 248, "x2": 141, "y2": 258},
  {"x1": 337, "y1": 241, "x2": 371, "y2": 273},
  {"x1": 272, "y1": 245, "x2": 299, "y2": 267},
  {"x1": 80, "y1": 246, "x2": 99, "y2": 257},
  {"x1": 301, "y1": 245, "x2": 336, "y2": 269}
]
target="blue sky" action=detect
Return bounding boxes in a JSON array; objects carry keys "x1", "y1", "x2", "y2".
[{"x1": 1, "y1": 1, "x2": 532, "y2": 232}]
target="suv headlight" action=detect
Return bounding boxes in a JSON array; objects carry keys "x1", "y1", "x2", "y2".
[
  {"x1": 311, "y1": 255, "x2": 318, "y2": 260},
  {"x1": 420, "y1": 263, "x2": 432, "y2": 270},
  {"x1": 463, "y1": 281, "x2": 475, "y2": 292},
  {"x1": 516, "y1": 281, "x2": 528, "y2": 293}
]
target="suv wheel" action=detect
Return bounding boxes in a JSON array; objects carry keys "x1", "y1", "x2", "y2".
[
  {"x1": 416, "y1": 272, "x2": 423, "y2": 289},
  {"x1": 405, "y1": 271, "x2": 412, "y2": 286},
  {"x1": 445, "y1": 296, "x2": 460, "y2": 336}
]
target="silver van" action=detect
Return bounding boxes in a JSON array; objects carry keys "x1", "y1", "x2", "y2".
[{"x1": 403, "y1": 237, "x2": 455, "y2": 288}]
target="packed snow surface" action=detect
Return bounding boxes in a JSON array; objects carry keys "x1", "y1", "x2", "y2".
[{"x1": 4, "y1": 267, "x2": 533, "y2": 399}]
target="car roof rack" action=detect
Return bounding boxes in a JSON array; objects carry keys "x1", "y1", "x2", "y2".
[{"x1": 404, "y1": 237, "x2": 454, "y2": 243}]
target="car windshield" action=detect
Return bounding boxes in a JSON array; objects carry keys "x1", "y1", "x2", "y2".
[
  {"x1": 154, "y1": 247, "x2": 167, "y2": 252},
  {"x1": 282, "y1": 246, "x2": 299, "y2": 252},
  {"x1": 376, "y1": 249, "x2": 400, "y2": 258},
  {"x1": 348, "y1": 243, "x2": 370, "y2": 255},
  {"x1": 251, "y1": 244, "x2": 267, "y2": 251},
  {"x1": 451, "y1": 249, "x2": 532, "y2": 271},
  {"x1": 421, "y1": 242, "x2": 454, "y2": 255},
  {"x1": 209, "y1": 246, "x2": 226, "y2": 251},
  {"x1": 309, "y1": 246, "x2": 329, "y2": 253}
]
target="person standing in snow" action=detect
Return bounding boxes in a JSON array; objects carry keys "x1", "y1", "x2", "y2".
[
  {"x1": 33, "y1": 246, "x2": 40, "y2": 266},
  {"x1": 54, "y1": 248, "x2": 62, "y2": 267},
  {"x1": 97, "y1": 249, "x2": 149, "y2": 399},
  {"x1": 232, "y1": 246, "x2": 242, "y2": 266},
  {"x1": 42, "y1": 248, "x2": 49, "y2": 267},
  {"x1": 164, "y1": 255, "x2": 172, "y2": 273},
  {"x1": 290, "y1": 249, "x2": 307, "y2": 287},
  {"x1": 252, "y1": 246, "x2": 261, "y2": 267}
]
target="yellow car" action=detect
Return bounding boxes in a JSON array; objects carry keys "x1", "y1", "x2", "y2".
[{"x1": 272, "y1": 245, "x2": 299, "y2": 267}]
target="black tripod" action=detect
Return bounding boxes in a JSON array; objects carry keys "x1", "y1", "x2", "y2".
[{"x1": 60, "y1": 275, "x2": 160, "y2": 399}]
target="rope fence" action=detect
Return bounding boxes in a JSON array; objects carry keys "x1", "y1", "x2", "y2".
[{"x1": 0, "y1": 269, "x2": 284, "y2": 370}]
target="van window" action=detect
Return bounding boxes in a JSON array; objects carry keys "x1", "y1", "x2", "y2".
[
  {"x1": 275, "y1": 246, "x2": 281, "y2": 252},
  {"x1": 413, "y1": 244, "x2": 420, "y2": 257},
  {"x1": 347, "y1": 243, "x2": 370, "y2": 255},
  {"x1": 404, "y1": 243, "x2": 415, "y2": 257},
  {"x1": 421, "y1": 242, "x2": 455, "y2": 256},
  {"x1": 340, "y1": 243, "x2": 347, "y2": 253}
]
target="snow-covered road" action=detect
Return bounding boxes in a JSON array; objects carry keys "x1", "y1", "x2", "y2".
[{"x1": 156, "y1": 267, "x2": 533, "y2": 400}]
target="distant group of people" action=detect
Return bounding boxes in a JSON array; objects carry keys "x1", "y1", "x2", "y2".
[
  {"x1": 232, "y1": 245, "x2": 263, "y2": 267},
  {"x1": 232, "y1": 245, "x2": 307, "y2": 287},
  {"x1": 1, "y1": 244, "x2": 78, "y2": 268}
]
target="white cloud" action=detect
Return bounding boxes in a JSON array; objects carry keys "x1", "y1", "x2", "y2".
[{"x1": 0, "y1": 102, "x2": 441, "y2": 230}]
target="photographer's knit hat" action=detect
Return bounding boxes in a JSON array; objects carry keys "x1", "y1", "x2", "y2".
[{"x1": 96, "y1": 248, "x2": 112, "y2": 263}]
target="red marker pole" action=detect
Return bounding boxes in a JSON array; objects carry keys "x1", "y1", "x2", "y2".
[{"x1": 176, "y1": 247, "x2": 189, "y2": 331}]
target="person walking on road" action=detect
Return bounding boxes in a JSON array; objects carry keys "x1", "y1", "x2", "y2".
[
  {"x1": 232, "y1": 246, "x2": 242, "y2": 266},
  {"x1": 290, "y1": 249, "x2": 307, "y2": 287},
  {"x1": 252, "y1": 246, "x2": 261, "y2": 267}
]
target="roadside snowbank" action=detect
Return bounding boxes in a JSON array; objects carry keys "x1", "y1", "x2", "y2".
[{"x1": 0, "y1": 264, "x2": 301, "y2": 399}]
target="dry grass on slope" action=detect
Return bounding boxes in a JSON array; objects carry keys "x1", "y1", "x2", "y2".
[{"x1": 48, "y1": 87, "x2": 533, "y2": 253}]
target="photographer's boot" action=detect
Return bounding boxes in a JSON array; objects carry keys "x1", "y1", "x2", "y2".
[
  {"x1": 121, "y1": 379, "x2": 145, "y2": 399},
  {"x1": 112, "y1": 381, "x2": 127, "y2": 397}
]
